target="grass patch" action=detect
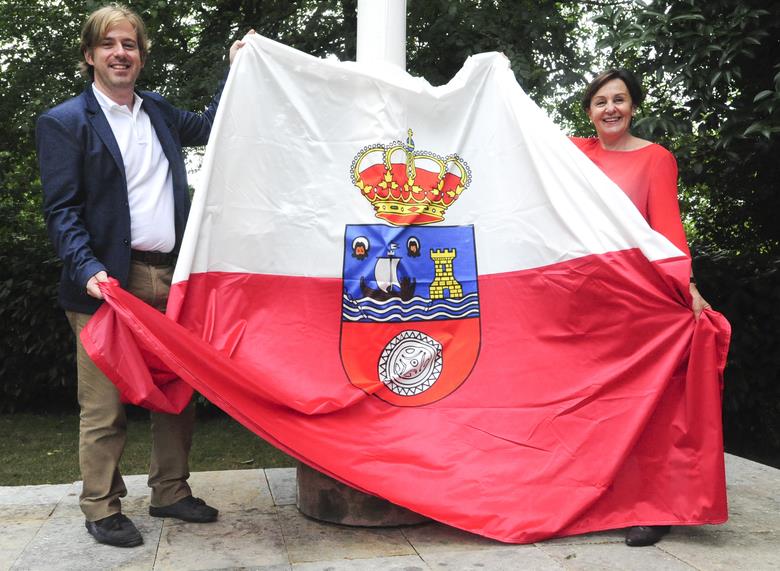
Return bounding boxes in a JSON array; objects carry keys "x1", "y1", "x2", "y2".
[{"x1": 0, "y1": 410, "x2": 295, "y2": 486}]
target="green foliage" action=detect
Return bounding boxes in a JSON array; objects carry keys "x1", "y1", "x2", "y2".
[
  {"x1": 0, "y1": 2, "x2": 81, "y2": 411},
  {"x1": 407, "y1": 0, "x2": 588, "y2": 100},
  {"x1": 695, "y1": 251, "x2": 780, "y2": 464},
  {"x1": 0, "y1": 238, "x2": 74, "y2": 412},
  {"x1": 0, "y1": 146, "x2": 74, "y2": 412}
]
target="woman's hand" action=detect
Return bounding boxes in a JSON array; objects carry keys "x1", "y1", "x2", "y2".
[{"x1": 689, "y1": 282, "x2": 712, "y2": 320}]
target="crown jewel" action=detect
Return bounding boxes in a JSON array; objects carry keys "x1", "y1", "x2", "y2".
[{"x1": 351, "y1": 129, "x2": 471, "y2": 226}]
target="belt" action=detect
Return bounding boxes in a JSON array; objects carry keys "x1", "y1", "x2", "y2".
[{"x1": 130, "y1": 249, "x2": 176, "y2": 266}]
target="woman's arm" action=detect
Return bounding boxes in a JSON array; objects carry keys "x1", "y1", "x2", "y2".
[
  {"x1": 647, "y1": 149, "x2": 711, "y2": 318},
  {"x1": 646, "y1": 149, "x2": 690, "y2": 257}
]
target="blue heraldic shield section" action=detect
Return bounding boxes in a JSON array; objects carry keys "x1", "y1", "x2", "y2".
[{"x1": 340, "y1": 224, "x2": 480, "y2": 406}]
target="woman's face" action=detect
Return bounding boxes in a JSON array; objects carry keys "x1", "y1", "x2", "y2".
[{"x1": 587, "y1": 78, "x2": 635, "y2": 142}]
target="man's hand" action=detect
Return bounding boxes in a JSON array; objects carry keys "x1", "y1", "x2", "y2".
[
  {"x1": 230, "y1": 29, "x2": 256, "y2": 65},
  {"x1": 86, "y1": 270, "x2": 109, "y2": 300}
]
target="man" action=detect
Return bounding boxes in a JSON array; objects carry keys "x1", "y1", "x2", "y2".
[{"x1": 36, "y1": 4, "x2": 250, "y2": 548}]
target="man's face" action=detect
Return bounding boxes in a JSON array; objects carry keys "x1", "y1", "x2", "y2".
[{"x1": 85, "y1": 20, "x2": 144, "y2": 97}]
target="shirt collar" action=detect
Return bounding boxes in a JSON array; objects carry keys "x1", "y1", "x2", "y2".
[{"x1": 92, "y1": 83, "x2": 144, "y2": 117}]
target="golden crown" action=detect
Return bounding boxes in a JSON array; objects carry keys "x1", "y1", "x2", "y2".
[{"x1": 351, "y1": 129, "x2": 471, "y2": 226}]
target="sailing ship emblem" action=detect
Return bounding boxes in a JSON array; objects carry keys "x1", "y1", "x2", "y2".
[{"x1": 360, "y1": 243, "x2": 417, "y2": 301}]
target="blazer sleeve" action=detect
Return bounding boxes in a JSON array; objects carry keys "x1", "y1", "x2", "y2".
[
  {"x1": 646, "y1": 149, "x2": 691, "y2": 258},
  {"x1": 147, "y1": 78, "x2": 226, "y2": 148},
  {"x1": 36, "y1": 113, "x2": 106, "y2": 290}
]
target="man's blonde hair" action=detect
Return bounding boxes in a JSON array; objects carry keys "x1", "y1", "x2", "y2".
[{"x1": 79, "y1": 4, "x2": 150, "y2": 78}]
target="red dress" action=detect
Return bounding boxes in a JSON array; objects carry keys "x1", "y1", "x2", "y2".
[{"x1": 571, "y1": 137, "x2": 690, "y2": 257}]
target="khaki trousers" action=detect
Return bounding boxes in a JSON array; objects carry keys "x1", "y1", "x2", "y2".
[{"x1": 66, "y1": 260, "x2": 194, "y2": 522}]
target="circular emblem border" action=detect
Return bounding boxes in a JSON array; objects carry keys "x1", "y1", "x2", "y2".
[{"x1": 378, "y1": 330, "x2": 443, "y2": 396}]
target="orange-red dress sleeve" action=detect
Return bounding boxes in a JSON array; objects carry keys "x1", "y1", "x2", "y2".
[
  {"x1": 645, "y1": 149, "x2": 690, "y2": 257},
  {"x1": 570, "y1": 137, "x2": 691, "y2": 258}
]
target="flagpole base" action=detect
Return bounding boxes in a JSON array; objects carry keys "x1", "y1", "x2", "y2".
[{"x1": 296, "y1": 462, "x2": 427, "y2": 526}]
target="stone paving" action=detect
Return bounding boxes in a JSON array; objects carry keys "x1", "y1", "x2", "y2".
[{"x1": 1, "y1": 454, "x2": 777, "y2": 570}]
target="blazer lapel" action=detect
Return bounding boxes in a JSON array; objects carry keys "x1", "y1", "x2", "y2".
[
  {"x1": 143, "y1": 96, "x2": 187, "y2": 209},
  {"x1": 142, "y1": 97, "x2": 179, "y2": 166},
  {"x1": 83, "y1": 87, "x2": 126, "y2": 182}
]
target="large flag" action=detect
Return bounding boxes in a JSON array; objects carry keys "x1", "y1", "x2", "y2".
[{"x1": 83, "y1": 34, "x2": 730, "y2": 543}]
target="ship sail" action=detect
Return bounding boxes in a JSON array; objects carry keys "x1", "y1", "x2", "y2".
[{"x1": 375, "y1": 257, "x2": 401, "y2": 292}]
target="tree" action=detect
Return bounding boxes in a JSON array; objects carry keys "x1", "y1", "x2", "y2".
[{"x1": 407, "y1": 0, "x2": 589, "y2": 115}]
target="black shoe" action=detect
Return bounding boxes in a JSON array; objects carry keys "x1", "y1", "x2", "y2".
[
  {"x1": 149, "y1": 496, "x2": 218, "y2": 523},
  {"x1": 625, "y1": 525, "x2": 671, "y2": 547},
  {"x1": 85, "y1": 513, "x2": 143, "y2": 547}
]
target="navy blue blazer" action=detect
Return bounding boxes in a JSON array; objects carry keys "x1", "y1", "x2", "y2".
[{"x1": 37, "y1": 83, "x2": 223, "y2": 314}]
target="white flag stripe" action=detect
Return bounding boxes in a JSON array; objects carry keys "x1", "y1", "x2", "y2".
[{"x1": 174, "y1": 35, "x2": 682, "y2": 284}]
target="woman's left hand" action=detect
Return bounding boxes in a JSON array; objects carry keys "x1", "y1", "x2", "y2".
[{"x1": 689, "y1": 282, "x2": 712, "y2": 320}]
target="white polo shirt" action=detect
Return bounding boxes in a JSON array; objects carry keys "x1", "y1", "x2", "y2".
[{"x1": 92, "y1": 84, "x2": 176, "y2": 253}]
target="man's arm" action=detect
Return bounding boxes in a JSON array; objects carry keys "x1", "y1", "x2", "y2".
[
  {"x1": 162, "y1": 30, "x2": 255, "y2": 147},
  {"x1": 36, "y1": 112, "x2": 107, "y2": 296},
  {"x1": 228, "y1": 31, "x2": 252, "y2": 64}
]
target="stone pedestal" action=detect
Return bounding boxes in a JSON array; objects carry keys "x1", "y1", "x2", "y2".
[{"x1": 296, "y1": 463, "x2": 427, "y2": 526}]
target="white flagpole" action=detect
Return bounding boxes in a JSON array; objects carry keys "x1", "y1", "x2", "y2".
[
  {"x1": 356, "y1": 0, "x2": 407, "y2": 69},
  {"x1": 296, "y1": 1, "x2": 423, "y2": 526}
]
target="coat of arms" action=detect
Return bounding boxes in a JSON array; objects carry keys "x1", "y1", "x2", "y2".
[{"x1": 341, "y1": 130, "x2": 480, "y2": 406}]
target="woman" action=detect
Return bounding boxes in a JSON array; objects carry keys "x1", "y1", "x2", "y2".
[{"x1": 572, "y1": 69, "x2": 711, "y2": 547}]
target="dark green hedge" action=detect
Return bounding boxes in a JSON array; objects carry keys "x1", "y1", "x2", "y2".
[
  {"x1": 694, "y1": 250, "x2": 780, "y2": 466},
  {"x1": 0, "y1": 240, "x2": 74, "y2": 412}
]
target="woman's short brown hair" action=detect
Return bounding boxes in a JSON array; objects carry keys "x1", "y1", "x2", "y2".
[
  {"x1": 79, "y1": 4, "x2": 150, "y2": 78},
  {"x1": 581, "y1": 69, "x2": 644, "y2": 111}
]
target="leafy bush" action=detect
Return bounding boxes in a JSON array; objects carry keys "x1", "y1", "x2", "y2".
[
  {"x1": 694, "y1": 250, "x2": 780, "y2": 466},
  {"x1": 0, "y1": 239, "x2": 75, "y2": 413}
]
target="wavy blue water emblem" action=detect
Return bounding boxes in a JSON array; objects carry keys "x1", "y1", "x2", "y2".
[{"x1": 342, "y1": 224, "x2": 479, "y2": 323}]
